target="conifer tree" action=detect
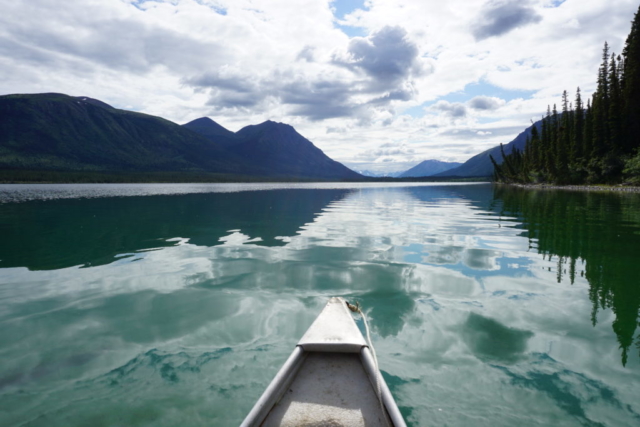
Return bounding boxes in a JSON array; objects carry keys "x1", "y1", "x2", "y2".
[
  {"x1": 557, "y1": 92, "x2": 571, "y2": 182},
  {"x1": 584, "y1": 99, "x2": 594, "y2": 164},
  {"x1": 500, "y1": 143, "x2": 517, "y2": 180},
  {"x1": 541, "y1": 108, "x2": 551, "y2": 179},
  {"x1": 622, "y1": 4, "x2": 640, "y2": 153},
  {"x1": 490, "y1": 154, "x2": 504, "y2": 181},
  {"x1": 608, "y1": 53, "x2": 623, "y2": 153},
  {"x1": 530, "y1": 124, "x2": 541, "y2": 174},
  {"x1": 573, "y1": 87, "x2": 584, "y2": 162},
  {"x1": 592, "y1": 42, "x2": 610, "y2": 161},
  {"x1": 494, "y1": 6, "x2": 640, "y2": 185},
  {"x1": 549, "y1": 104, "x2": 560, "y2": 180}
]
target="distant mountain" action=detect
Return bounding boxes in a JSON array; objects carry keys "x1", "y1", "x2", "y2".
[
  {"x1": 0, "y1": 93, "x2": 243, "y2": 174},
  {"x1": 399, "y1": 160, "x2": 462, "y2": 177},
  {"x1": 183, "y1": 118, "x2": 361, "y2": 179},
  {"x1": 349, "y1": 169, "x2": 404, "y2": 178},
  {"x1": 434, "y1": 120, "x2": 543, "y2": 177},
  {"x1": 0, "y1": 93, "x2": 361, "y2": 181},
  {"x1": 224, "y1": 120, "x2": 361, "y2": 179},
  {"x1": 182, "y1": 117, "x2": 239, "y2": 147}
]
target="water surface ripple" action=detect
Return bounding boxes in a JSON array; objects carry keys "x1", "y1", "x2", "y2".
[{"x1": 0, "y1": 183, "x2": 638, "y2": 426}]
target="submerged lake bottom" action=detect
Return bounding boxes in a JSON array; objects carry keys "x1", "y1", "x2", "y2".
[{"x1": 0, "y1": 182, "x2": 639, "y2": 426}]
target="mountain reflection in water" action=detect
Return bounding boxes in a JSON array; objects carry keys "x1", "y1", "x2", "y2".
[{"x1": 0, "y1": 183, "x2": 638, "y2": 427}]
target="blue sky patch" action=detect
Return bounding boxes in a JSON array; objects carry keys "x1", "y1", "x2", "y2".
[
  {"x1": 336, "y1": 25, "x2": 367, "y2": 38},
  {"x1": 332, "y1": 0, "x2": 367, "y2": 19},
  {"x1": 333, "y1": 0, "x2": 368, "y2": 38},
  {"x1": 402, "y1": 105, "x2": 428, "y2": 118},
  {"x1": 441, "y1": 81, "x2": 536, "y2": 103},
  {"x1": 402, "y1": 80, "x2": 536, "y2": 118}
]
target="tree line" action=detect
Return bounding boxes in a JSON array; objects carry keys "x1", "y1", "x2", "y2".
[{"x1": 492, "y1": 5, "x2": 640, "y2": 185}]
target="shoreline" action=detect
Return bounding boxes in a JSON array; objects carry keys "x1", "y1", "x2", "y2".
[{"x1": 503, "y1": 183, "x2": 640, "y2": 193}]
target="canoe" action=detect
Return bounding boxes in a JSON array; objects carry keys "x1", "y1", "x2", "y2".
[{"x1": 241, "y1": 297, "x2": 407, "y2": 427}]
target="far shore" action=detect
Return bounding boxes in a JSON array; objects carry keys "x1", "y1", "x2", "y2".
[{"x1": 503, "y1": 183, "x2": 640, "y2": 193}]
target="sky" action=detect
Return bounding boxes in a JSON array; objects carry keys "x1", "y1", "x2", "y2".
[{"x1": 1, "y1": 0, "x2": 638, "y2": 173}]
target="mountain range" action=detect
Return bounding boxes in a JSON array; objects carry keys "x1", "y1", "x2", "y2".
[
  {"x1": 0, "y1": 93, "x2": 361, "y2": 180},
  {"x1": 0, "y1": 92, "x2": 543, "y2": 182},
  {"x1": 350, "y1": 169, "x2": 405, "y2": 178},
  {"x1": 433, "y1": 120, "x2": 542, "y2": 178},
  {"x1": 399, "y1": 160, "x2": 462, "y2": 178}
]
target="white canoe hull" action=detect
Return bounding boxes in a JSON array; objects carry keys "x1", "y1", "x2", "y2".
[{"x1": 241, "y1": 297, "x2": 407, "y2": 427}]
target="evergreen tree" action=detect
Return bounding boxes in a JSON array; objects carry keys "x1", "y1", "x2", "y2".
[
  {"x1": 549, "y1": 104, "x2": 560, "y2": 180},
  {"x1": 500, "y1": 143, "x2": 517, "y2": 180},
  {"x1": 573, "y1": 87, "x2": 584, "y2": 162},
  {"x1": 584, "y1": 99, "x2": 594, "y2": 165},
  {"x1": 490, "y1": 154, "x2": 504, "y2": 182},
  {"x1": 592, "y1": 42, "x2": 610, "y2": 160},
  {"x1": 557, "y1": 92, "x2": 571, "y2": 182},
  {"x1": 622, "y1": 5, "x2": 640, "y2": 153},
  {"x1": 608, "y1": 53, "x2": 623, "y2": 153},
  {"x1": 541, "y1": 108, "x2": 551, "y2": 179},
  {"x1": 530, "y1": 124, "x2": 541, "y2": 174},
  {"x1": 494, "y1": 6, "x2": 640, "y2": 185}
]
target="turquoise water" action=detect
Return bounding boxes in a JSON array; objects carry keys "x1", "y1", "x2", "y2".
[{"x1": 0, "y1": 183, "x2": 639, "y2": 426}]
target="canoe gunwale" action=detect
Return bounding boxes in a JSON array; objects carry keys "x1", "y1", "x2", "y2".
[
  {"x1": 240, "y1": 297, "x2": 407, "y2": 426},
  {"x1": 361, "y1": 346, "x2": 407, "y2": 427},
  {"x1": 239, "y1": 346, "x2": 307, "y2": 427},
  {"x1": 241, "y1": 345, "x2": 407, "y2": 427}
]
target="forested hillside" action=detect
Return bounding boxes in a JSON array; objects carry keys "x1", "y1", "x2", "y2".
[
  {"x1": 0, "y1": 94, "x2": 361, "y2": 182},
  {"x1": 493, "y1": 5, "x2": 640, "y2": 185}
]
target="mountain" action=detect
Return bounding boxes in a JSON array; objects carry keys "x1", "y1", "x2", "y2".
[
  {"x1": 434, "y1": 120, "x2": 543, "y2": 177},
  {"x1": 0, "y1": 93, "x2": 361, "y2": 181},
  {"x1": 182, "y1": 117, "x2": 239, "y2": 147},
  {"x1": 0, "y1": 93, "x2": 243, "y2": 174},
  {"x1": 183, "y1": 118, "x2": 361, "y2": 179},
  {"x1": 399, "y1": 160, "x2": 462, "y2": 177},
  {"x1": 226, "y1": 120, "x2": 361, "y2": 179}
]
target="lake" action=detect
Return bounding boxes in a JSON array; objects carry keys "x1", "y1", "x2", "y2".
[{"x1": 0, "y1": 182, "x2": 639, "y2": 426}]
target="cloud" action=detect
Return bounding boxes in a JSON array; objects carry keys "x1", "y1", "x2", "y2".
[
  {"x1": 355, "y1": 142, "x2": 416, "y2": 162},
  {"x1": 1, "y1": 4, "x2": 229, "y2": 75},
  {"x1": 468, "y1": 96, "x2": 505, "y2": 110},
  {"x1": 337, "y1": 26, "x2": 424, "y2": 91},
  {"x1": 279, "y1": 79, "x2": 361, "y2": 121},
  {"x1": 296, "y1": 46, "x2": 315, "y2": 62},
  {"x1": 2, "y1": 0, "x2": 638, "y2": 168},
  {"x1": 184, "y1": 25, "x2": 426, "y2": 121},
  {"x1": 439, "y1": 126, "x2": 526, "y2": 140},
  {"x1": 186, "y1": 70, "x2": 256, "y2": 94},
  {"x1": 472, "y1": 1, "x2": 542, "y2": 40},
  {"x1": 185, "y1": 69, "x2": 356, "y2": 118},
  {"x1": 326, "y1": 126, "x2": 347, "y2": 134},
  {"x1": 432, "y1": 100, "x2": 467, "y2": 118}
]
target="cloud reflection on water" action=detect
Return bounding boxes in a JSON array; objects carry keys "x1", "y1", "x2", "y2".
[{"x1": 1, "y1": 183, "x2": 639, "y2": 427}]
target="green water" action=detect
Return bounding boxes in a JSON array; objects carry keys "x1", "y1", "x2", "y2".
[{"x1": 0, "y1": 183, "x2": 639, "y2": 426}]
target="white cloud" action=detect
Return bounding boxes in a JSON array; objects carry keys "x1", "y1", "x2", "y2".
[
  {"x1": 468, "y1": 96, "x2": 506, "y2": 111},
  {"x1": 432, "y1": 101, "x2": 468, "y2": 119},
  {"x1": 0, "y1": 0, "x2": 638, "y2": 166}
]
